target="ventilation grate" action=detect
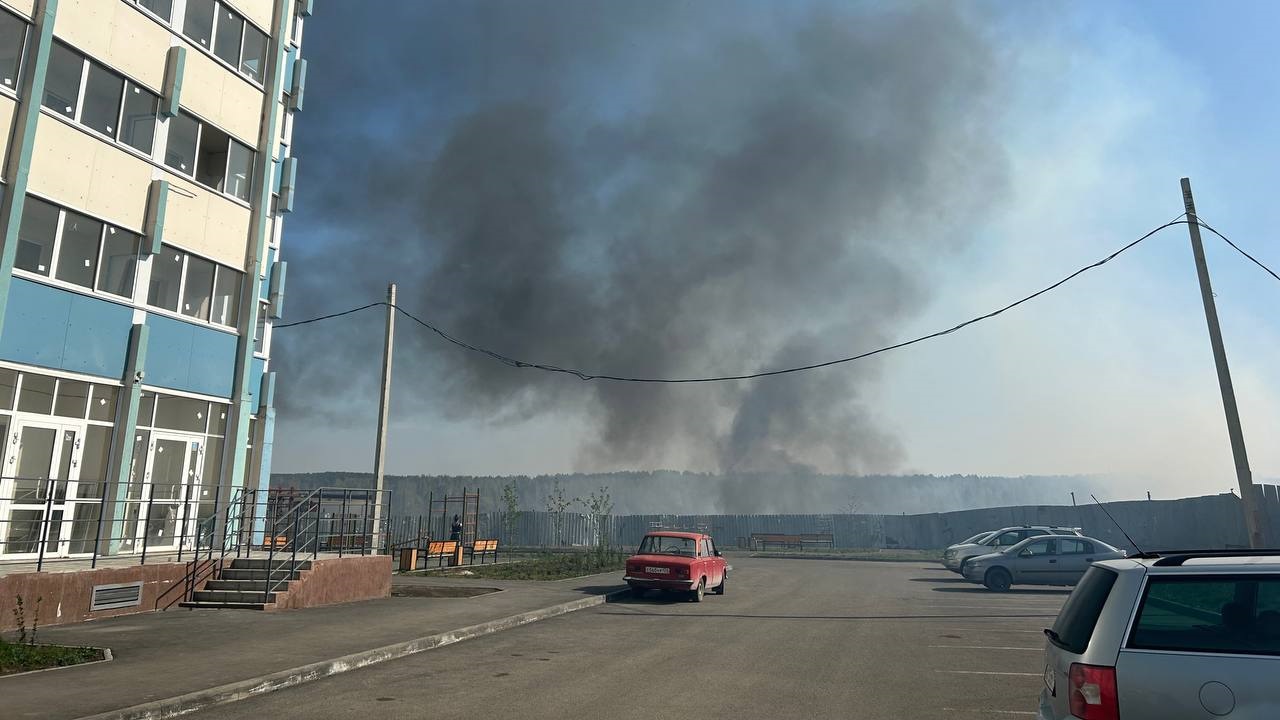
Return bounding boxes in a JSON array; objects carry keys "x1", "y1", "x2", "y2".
[{"x1": 91, "y1": 582, "x2": 143, "y2": 611}]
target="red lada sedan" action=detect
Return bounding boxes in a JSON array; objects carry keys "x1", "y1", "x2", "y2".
[{"x1": 624, "y1": 531, "x2": 728, "y2": 601}]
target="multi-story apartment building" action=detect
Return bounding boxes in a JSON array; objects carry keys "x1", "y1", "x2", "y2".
[{"x1": 0, "y1": 0, "x2": 308, "y2": 563}]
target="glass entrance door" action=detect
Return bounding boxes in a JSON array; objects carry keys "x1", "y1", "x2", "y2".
[
  {"x1": 128, "y1": 433, "x2": 203, "y2": 553},
  {"x1": 0, "y1": 421, "x2": 84, "y2": 558}
]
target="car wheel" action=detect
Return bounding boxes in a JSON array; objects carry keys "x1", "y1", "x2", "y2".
[
  {"x1": 984, "y1": 567, "x2": 1012, "y2": 592},
  {"x1": 690, "y1": 578, "x2": 705, "y2": 602},
  {"x1": 713, "y1": 575, "x2": 726, "y2": 595}
]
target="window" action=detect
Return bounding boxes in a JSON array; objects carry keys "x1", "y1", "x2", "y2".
[
  {"x1": 0, "y1": 9, "x2": 26, "y2": 90},
  {"x1": 182, "y1": 255, "x2": 215, "y2": 320},
  {"x1": 1018, "y1": 539, "x2": 1054, "y2": 556},
  {"x1": 81, "y1": 64, "x2": 124, "y2": 137},
  {"x1": 14, "y1": 197, "x2": 59, "y2": 276},
  {"x1": 41, "y1": 43, "x2": 161, "y2": 157},
  {"x1": 147, "y1": 244, "x2": 242, "y2": 327},
  {"x1": 55, "y1": 210, "x2": 103, "y2": 289},
  {"x1": 136, "y1": 0, "x2": 173, "y2": 22},
  {"x1": 637, "y1": 535, "x2": 695, "y2": 556},
  {"x1": 1129, "y1": 577, "x2": 1280, "y2": 656},
  {"x1": 148, "y1": 245, "x2": 184, "y2": 312},
  {"x1": 167, "y1": 112, "x2": 257, "y2": 201},
  {"x1": 1059, "y1": 539, "x2": 1092, "y2": 555},
  {"x1": 213, "y1": 6, "x2": 244, "y2": 67},
  {"x1": 196, "y1": 123, "x2": 230, "y2": 191},
  {"x1": 16, "y1": 197, "x2": 141, "y2": 298},
  {"x1": 89, "y1": 385, "x2": 119, "y2": 422},
  {"x1": 53, "y1": 379, "x2": 90, "y2": 418},
  {"x1": 226, "y1": 140, "x2": 254, "y2": 201},
  {"x1": 153, "y1": 394, "x2": 209, "y2": 433},
  {"x1": 43, "y1": 42, "x2": 84, "y2": 118},
  {"x1": 120, "y1": 82, "x2": 159, "y2": 154},
  {"x1": 98, "y1": 227, "x2": 141, "y2": 299},
  {"x1": 183, "y1": 0, "x2": 216, "y2": 49},
  {"x1": 165, "y1": 112, "x2": 199, "y2": 174},
  {"x1": 183, "y1": 1, "x2": 266, "y2": 84},
  {"x1": 1050, "y1": 567, "x2": 1118, "y2": 654},
  {"x1": 212, "y1": 265, "x2": 241, "y2": 326},
  {"x1": 995, "y1": 532, "x2": 1021, "y2": 547},
  {"x1": 241, "y1": 25, "x2": 268, "y2": 82}
]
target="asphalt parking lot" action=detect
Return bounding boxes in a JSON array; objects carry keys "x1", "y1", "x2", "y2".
[{"x1": 192, "y1": 555, "x2": 1070, "y2": 719}]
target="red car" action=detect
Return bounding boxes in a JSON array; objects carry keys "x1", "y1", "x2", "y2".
[{"x1": 624, "y1": 531, "x2": 728, "y2": 601}]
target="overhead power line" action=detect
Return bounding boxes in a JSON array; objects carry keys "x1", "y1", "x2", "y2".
[
  {"x1": 1195, "y1": 219, "x2": 1280, "y2": 284},
  {"x1": 275, "y1": 216, "x2": 1217, "y2": 383}
]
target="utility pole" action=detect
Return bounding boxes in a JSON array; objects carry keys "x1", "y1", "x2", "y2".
[
  {"x1": 372, "y1": 283, "x2": 396, "y2": 551},
  {"x1": 1180, "y1": 178, "x2": 1265, "y2": 548}
]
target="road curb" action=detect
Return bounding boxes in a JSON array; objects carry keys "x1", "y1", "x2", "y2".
[{"x1": 74, "y1": 588, "x2": 628, "y2": 720}]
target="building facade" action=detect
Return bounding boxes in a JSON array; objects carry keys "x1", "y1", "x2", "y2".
[{"x1": 0, "y1": 0, "x2": 308, "y2": 562}]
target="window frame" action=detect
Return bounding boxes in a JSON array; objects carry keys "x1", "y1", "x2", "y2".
[
  {"x1": 178, "y1": 0, "x2": 268, "y2": 87},
  {"x1": 0, "y1": 6, "x2": 29, "y2": 96},
  {"x1": 12, "y1": 195, "x2": 143, "y2": 302},
  {"x1": 42, "y1": 42, "x2": 163, "y2": 163},
  {"x1": 1124, "y1": 573, "x2": 1280, "y2": 657},
  {"x1": 149, "y1": 243, "x2": 243, "y2": 330},
  {"x1": 167, "y1": 110, "x2": 257, "y2": 205}
]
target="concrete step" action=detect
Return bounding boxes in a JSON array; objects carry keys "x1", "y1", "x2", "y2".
[
  {"x1": 218, "y1": 568, "x2": 302, "y2": 582},
  {"x1": 228, "y1": 558, "x2": 312, "y2": 571},
  {"x1": 204, "y1": 579, "x2": 295, "y2": 592},
  {"x1": 192, "y1": 589, "x2": 278, "y2": 604},
  {"x1": 179, "y1": 601, "x2": 268, "y2": 610}
]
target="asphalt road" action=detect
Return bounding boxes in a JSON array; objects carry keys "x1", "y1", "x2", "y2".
[{"x1": 191, "y1": 556, "x2": 1070, "y2": 719}]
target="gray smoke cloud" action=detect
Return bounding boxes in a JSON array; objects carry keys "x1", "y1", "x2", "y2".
[{"x1": 277, "y1": 0, "x2": 1009, "y2": 493}]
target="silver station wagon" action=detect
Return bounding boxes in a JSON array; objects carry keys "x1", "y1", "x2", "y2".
[{"x1": 1039, "y1": 550, "x2": 1280, "y2": 719}]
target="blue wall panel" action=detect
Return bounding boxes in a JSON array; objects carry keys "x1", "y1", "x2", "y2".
[
  {"x1": 145, "y1": 314, "x2": 237, "y2": 398},
  {"x1": 0, "y1": 279, "x2": 132, "y2": 378},
  {"x1": 247, "y1": 357, "x2": 265, "y2": 407}
]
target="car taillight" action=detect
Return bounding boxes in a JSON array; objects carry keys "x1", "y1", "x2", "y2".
[
  {"x1": 675, "y1": 566, "x2": 688, "y2": 578},
  {"x1": 1069, "y1": 663, "x2": 1119, "y2": 720}
]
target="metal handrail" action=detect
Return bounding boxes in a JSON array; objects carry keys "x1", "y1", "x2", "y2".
[{"x1": 260, "y1": 487, "x2": 390, "y2": 599}]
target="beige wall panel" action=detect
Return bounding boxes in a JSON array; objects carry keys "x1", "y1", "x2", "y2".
[
  {"x1": 1, "y1": 0, "x2": 35, "y2": 20},
  {"x1": 0, "y1": 95, "x2": 14, "y2": 163},
  {"x1": 183, "y1": 48, "x2": 261, "y2": 146},
  {"x1": 27, "y1": 118, "x2": 94, "y2": 213},
  {"x1": 28, "y1": 118, "x2": 151, "y2": 229},
  {"x1": 55, "y1": 0, "x2": 168, "y2": 90},
  {"x1": 228, "y1": 0, "x2": 275, "y2": 36},
  {"x1": 163, "y1": 176, "x2": 251, "y2": 268}
]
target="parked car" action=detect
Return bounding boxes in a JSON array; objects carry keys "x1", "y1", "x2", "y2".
[
  {"x1": 950, "y1": 531, "x2": 997, "y2": 549},
  {"x1": 624, "y1": 531, "x2": 728, "y2": 601},
  {"x1": 962, "y1": 535, "x2": 1126, "y2": 591},
  {"x1": 1038, "y1": 550, "x2": 1280, "y2": 720},
  {"x1": 944, "y1": 525, "x2": 1085, "y2": 574}
]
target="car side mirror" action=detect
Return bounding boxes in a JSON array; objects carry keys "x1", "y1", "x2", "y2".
[
  {"x1": 714, "y1": 550, "x2": 722, "y2": 557},
  {"x1": 1018, "y1": 549, "x2": 1031, "y2": 557}
]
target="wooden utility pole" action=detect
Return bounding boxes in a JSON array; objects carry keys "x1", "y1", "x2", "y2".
[
  {"x1": 372, "y1": 283, "x2": 396, "y2": 550},
  {"x1": 1180, "y1": 178, "x2": 1265, "y2": 548}
]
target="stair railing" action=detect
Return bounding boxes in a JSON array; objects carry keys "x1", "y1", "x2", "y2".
[{"x1": 261, "y1": 487, "x2": 390, "y2": 600}]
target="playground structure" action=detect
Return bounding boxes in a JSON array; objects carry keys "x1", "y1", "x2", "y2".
[{"x1": 386, "y1": 489, "x2": 500, "y2": 570}]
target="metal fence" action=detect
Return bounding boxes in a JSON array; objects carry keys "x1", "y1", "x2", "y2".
[{"x1": 450, "y1": 487, "x2": 1280, "y2": 552}]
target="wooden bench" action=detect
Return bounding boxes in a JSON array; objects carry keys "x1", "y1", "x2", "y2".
[
  {"x1": 800, "y1": 533, "x2": 835, "y2": 549},
  {"x1": 750, "y1": 533, "x2": 803, "y2": 550},
  {"x1": 422, "y1": 540, "x2": 459, "y2": 568},
  {"x1": 262, "y1": 535, "x2": 289, "y2": 550},
  {"x1": 470, "y1": 539, "x2": 499, "y2": 564}
]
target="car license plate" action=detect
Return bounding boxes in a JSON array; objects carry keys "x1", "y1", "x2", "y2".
[{"x1": 645, "y1": 566, "x2": 669, "y2": 574}]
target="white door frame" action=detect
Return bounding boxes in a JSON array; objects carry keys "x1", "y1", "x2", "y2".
[
  {"x1": 128, "y1": 431, "x2": 204, "y2": 553},
  {"x1": 0, "y1": 417, "x2": 86, "y2": 559}
]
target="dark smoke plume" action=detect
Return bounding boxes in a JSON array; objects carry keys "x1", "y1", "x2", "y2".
[{"x1": 277, "y1": 0, "x2": 1009, "y2": 490}]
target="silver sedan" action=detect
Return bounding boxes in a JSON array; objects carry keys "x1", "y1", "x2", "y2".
[{"x1": 961, "y1": 535, "x2": 1126, "y2": 591}]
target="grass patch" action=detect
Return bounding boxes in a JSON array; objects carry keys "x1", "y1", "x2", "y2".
[
  {"x1": 0, "y1": 641, "x2": 104, "y2": 676},
  {"x1": 445, "y1": 551, "x2": 627, "y2": 580}
]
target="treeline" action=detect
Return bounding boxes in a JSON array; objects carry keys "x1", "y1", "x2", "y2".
[{"x1": 270, "y1": 470, "x2": 1102, "y2": 518}]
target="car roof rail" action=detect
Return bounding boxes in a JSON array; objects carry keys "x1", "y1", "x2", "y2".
[{"x1": 1150, "y1": 549, "x2": 1280, "y2": 566}]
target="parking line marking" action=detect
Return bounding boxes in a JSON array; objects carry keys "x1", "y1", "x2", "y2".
[
  {"x1": 929, "y1": 645, "x2": 1041, "y2": 651},
  {"x1": 950, "y1": 628, "x2": 1047, "y2": 633},
  {"x1": 936, "y1": 670, "x2": 1041, "y2": 676},
  {"x1": 940, "y1": 708, "x2": 1036, "y2": 716}
]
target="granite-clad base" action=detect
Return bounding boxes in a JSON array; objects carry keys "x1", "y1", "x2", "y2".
[
  {"x1": 269, "y1": 555, "x2": 392, "y2": 610},
  {"x1": 0, "y1": 562, "x2": 199, "y2": 631}
]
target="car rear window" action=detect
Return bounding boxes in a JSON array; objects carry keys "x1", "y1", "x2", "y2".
[
  {"x1": 1050, "y1": 566, "x2": 1119, "y2": 654},
  {"x1": 1128, "y1": 576, "x2": 1280, "y2": 656}
]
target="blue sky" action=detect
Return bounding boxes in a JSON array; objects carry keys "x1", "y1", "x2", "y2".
[{"x1": 272, "y1": 1, "x2": 1278, "y2": 500}]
